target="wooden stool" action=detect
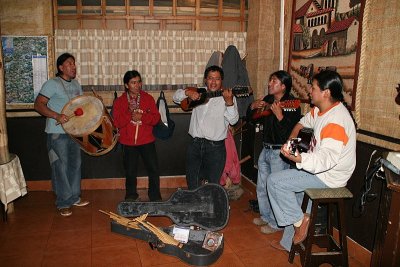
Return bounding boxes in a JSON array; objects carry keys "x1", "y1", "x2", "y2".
[{"x1": 289, "y1": 187, "x2": 353, "y2": 267}]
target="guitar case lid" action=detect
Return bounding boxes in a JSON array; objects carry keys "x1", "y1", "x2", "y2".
[{"x1": 117, "y1": 183, "x2": 229, "y2": 231}]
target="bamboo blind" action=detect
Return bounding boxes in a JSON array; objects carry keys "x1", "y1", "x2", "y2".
[{"x1": 355, "y1": 0, "x2": 400, "y2": 150}]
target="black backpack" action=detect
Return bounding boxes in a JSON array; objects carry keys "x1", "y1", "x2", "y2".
[{"x1": 153, "y1": 91, "x2": 175, "y2": 140}]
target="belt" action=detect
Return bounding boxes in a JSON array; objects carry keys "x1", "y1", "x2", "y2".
[
  {"x1": 263, "y1": 143, "x2": 282, "y2": 150},
  {"x1": 193, "y1": 137, "x2": 224, "y2": 145}
]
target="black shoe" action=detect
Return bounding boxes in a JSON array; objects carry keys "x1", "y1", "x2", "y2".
[
  {"x1": 125, "y1": 195, "x2": 140, "y2": 202},
  {"x1": 149, "y1": 193, "x2": 162, "y2": 202}
]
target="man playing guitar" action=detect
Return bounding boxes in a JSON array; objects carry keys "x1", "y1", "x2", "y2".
[
  {"x1": 246, "y1": 70, "x2": 301, "y2": 251},
  {"x1": 173, "y1": 65, "x2": 239, "y2": 190}
]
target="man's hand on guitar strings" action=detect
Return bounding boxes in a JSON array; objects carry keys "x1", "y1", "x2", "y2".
[
  {"x1": 250, "y1": 99, "x2": 267, "y2": 110},
  {"x1": 185, "y1": 88, "x2": 201, "y2": 100},
  {"x1": 281, "y1": 141, "x2": 302, "y2": 163},
  {"x1": 222, "y1": 88, "x2": 234, "y2": 106},
  {"x1": 270, "y1": 101, "x2": 283, "y2": 121}
]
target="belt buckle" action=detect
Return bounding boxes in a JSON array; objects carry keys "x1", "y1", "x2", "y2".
[
  {"x1": 264, "y1": 144, "x2": 281, "y2": 149},
  {"x1": 264, "y1": 143, "x2": 272, "y2": 149}
]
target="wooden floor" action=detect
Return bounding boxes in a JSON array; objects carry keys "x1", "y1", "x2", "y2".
[{"x1": 0, "y1": 187, "x2": 367, "y2": 266}]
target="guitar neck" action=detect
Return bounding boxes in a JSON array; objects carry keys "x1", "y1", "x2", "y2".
[
  {"x1": 180, "y1": 85, "x2": 250, "y2": 111},
  {"x1": 205, "y1": 90, "x2": 223, "y2": 99},
  {"x1": 205, "y1": 86, "x2": 250, "y2": 99},
  {"x1": 252, "y1": 99, "x2": 301, "y2": 120}
]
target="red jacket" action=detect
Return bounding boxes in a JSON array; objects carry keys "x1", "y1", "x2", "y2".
[{"x1": 113, "y1": 91, "x2": 160, "y2": 146}]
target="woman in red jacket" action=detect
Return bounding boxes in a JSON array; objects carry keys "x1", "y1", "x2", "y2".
[{"x1": 113, "y1": 70, "x2": 162, "y2": 202}]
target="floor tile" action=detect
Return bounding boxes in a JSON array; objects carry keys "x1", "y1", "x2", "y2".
[
  {"x1": 42, "y1": 248, "x2": 91, "y2": 267},
  {"x1": 92, "y1": 227, "x2": 137, "y2": 249},
  {"x1": 46, "y1": 229, "x2": 91, "y2": 252},
  {"x1": 223, "y1": 226, "x2": 270, "y2": 253},
  {"x1": 4, "y1": 213, "x2": 54, "y2": 235},
  {"x1": 136, "y1": 239, "x2": 182, "y2": 266},
  {"x1": 212, "y1": 251, "x2": 246, "y2": 266},
  {"x1": 0, "y1": 252, "x2": 44, "y2": 267},
  {"x1": 237, "y1": 246, "x2": 297, "y2": 267},
  {"x1": 149, "y1": 261, "x2": 192, "y2": 267},
  {"x1": 225, "y1": 208, "x2": 259, "y2": 231},
  {"x1": 0, "y1": 231, "x2": 49, "y2": 257},
  {"x1": 92, "y1": 244, "x2": 141, "y2": 267},
  {"x1": 51, "y1": 208, "x2": 92, "y2": 232}
]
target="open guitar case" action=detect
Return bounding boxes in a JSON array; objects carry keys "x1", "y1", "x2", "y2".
[{"x1": 110, "y1": 183, "x2": 229, "y2": 266}]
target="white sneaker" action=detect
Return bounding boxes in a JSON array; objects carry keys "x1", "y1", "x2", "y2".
[
  {"x1": 261, "y1": 224, "x2": 280, "y2": 234},
  {"x1": 253, "y1": 217, "x2": 268, "y2": 226},
  {"x1": 59, "y1": 208, "x2": 72, "y2": 217},
  {"x1": 73, "y1": 200, "x2": 90, "y2": 207}
]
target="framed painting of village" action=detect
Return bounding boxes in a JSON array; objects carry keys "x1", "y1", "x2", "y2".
[{"x1": 288, "y1": 0, "x2": 364, "y2": 109}]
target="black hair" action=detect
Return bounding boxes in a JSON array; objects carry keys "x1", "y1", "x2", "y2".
[
  {"x1": 313, "y1": 70, "x2": 357, "y2": 127},
  {"x1": 270, "y1": 70, "x2": 292, "y2": 96},
  {"x1": 56, "y1": 53, "x2": 75, "y2": 77},
  {"x1": 204, "y1": 65, "x2": 224, "y2": 80},
  {"x1": 123, "y1": 70, "x2": 142, "y2": 91},
  {"x1": 313, "y1": 70, "x2": 344, "y2": 102}
]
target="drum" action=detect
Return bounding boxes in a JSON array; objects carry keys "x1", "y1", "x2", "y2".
[{"x1": 61, "y1": 95, "x2": 119, "y2": 156}]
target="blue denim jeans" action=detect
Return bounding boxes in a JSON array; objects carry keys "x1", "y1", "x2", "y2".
[
  {"x1": 47, "y1": 134, "x2": 82, "y2": 209},
  {"x1": 186, "y1": 137, "x2": 226, "y2": 190},
  {"x1": 123, "y1": 142, "x2": 161, "y2": 201},
  {"x1": 279, "y1": 193, "x2": 306, "y2": 251},
  {"x1": 267, "y1": 168, "x2": 327, "y2": 250},
  {"x1": 256, "y1": 147, "x2": 290, "y2": 229}
]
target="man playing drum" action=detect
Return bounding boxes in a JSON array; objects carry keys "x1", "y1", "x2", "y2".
[{"x1": 34, "y1": 53, "x2": 90, "y2": 217}]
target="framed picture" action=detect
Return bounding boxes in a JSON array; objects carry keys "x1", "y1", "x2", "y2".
[
  {"x1": 288, "y1": 0, "x2": 364, "y2": 109},
  {"x1": 2, "y1": 36, "x2": 48, "y2": 106}
]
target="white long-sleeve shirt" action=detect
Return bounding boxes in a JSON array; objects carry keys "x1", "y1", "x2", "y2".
[
  {"x1": 173, "y1": 88, "x2": 239, "y2": 141},
  {"x1": 296, "y1": 102, "x2": 356, "y2": 188}
]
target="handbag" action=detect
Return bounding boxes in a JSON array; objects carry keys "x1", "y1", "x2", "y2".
[{"x1": 153, "y1": 91, "x2": 175, "y2": 140}]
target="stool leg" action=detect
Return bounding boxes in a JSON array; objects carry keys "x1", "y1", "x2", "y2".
[
  {"x1": 302, "y1": 200, "x2": 319, "y2": 267},
  {"x1": 327, "y1": 202, "x2": 334, "y2": 251},
  {"x1": 327, "y1": 203, "x2": 333, "y2": 235},
  {"x1": 338, "y1": 199, "x2": 349, "y2": 267},
  {"x1": 289, "y1": 194, "x2": 310, "y2": 264},
  {"x1": 301, "y1": 193, "x2": 309, "y2": 213}
]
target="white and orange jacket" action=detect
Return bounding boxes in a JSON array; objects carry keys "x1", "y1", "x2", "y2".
[{"x1": 297, "y1": 102, "x2": 356, "y2": 188}]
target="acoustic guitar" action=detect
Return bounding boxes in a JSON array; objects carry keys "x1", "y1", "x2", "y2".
[
  {"x1": 252, "y1": 99, "x2": 301, "y2": 120},
  {"x1": 287, "y1": 127, "x2": 314, "y2": 156},
  {"x1": 180, "y1": 86, "x2": 252, "y2": 111}
]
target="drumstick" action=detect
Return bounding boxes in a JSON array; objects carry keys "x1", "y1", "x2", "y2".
[
  {"x1": 55, "y1": 107, "x2": 84, "y2": 125},
  {"x1": 134, "y1": 123, "x2": 139, "y2": 144},
  {"x1": 133, "y1": 110, "x2": 143, "y2": 144}
]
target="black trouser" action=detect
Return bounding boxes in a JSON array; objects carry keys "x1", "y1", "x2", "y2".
[
  {"x1": 123, "y1": 142, "x2": 161, "y2": 201},
  {"x1": 186, "y1": 137, "x2": 226, "y2": 190}
]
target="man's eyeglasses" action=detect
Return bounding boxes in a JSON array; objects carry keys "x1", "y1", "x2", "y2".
[{"x1": 207, "y1": 77, "x2": 221, "y2": 81}]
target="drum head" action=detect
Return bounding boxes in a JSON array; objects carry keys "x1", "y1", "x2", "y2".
[{"x1": 62, "y1": 95, "x2": 104, "y2": 136}]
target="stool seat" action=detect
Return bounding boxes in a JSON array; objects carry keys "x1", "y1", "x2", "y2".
[
  {"x1": 289, "y1": 187, "x2": 352, "y2": 267},
  {"x1": 305, "y1": 187, "x2": 353, "y2": 199}
]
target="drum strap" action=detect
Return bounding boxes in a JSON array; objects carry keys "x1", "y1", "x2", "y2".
[{"x1": 57, "y1": 77, "x2": 72, "y2": 100}]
